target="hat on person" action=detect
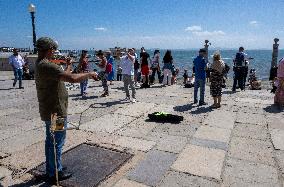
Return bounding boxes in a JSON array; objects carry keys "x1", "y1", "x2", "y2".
[
  {"x1": 36, "y1": 37, "x2": 58, "y2": 51},
  {"x1": 199, "y1": 48, "x2": 206, "y2": 53}
]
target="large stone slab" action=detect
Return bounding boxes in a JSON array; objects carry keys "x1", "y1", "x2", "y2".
[
  {"x1": 228, "y1": 136, "x2": 275, "y2": 166},
  {"x1": 0, "y1": 142, "x2": 44, "y2": 170},
  {"x1": 0, "y1": 167, "x2": 12, "y2": 180},
  {"x1": 155, "y1": 135, "x2": 188, "y2": 153},
  {"x1": 0, "y1": 108, "x2": 22, "y2": 117},
  {"x1": 232, "y1": 123, "x2": 268, "y2": 141},
  {"x1": 203, "y1": 110, "x2": 235, "y2": 129},
  {"x1": 115, "y1": 118, "x2": 158, "y2": 138},
  {"x1": 222, "y1": 157, "x2": 279, "y2": 186},
  {"x1": 114, "y1": 136, "x2": 156, "y2": 152},
  {"x1": 114, "y1": 102, "x2": 155, "y2": 117},
  {"x1": 159, "y1": 171, "x2": 220, "y2": 187},
  {"x1": 190, "y1": 137, "x2": 228, "y2": 151},
  {"x1": 127, "y1": 150, "x2": 177, "y2": 186},
  {"x1": 235, "y1": 97, "x2": 273, "y2": 105},
  {"x1": 235, "y1": 113, "x2": 267, "y2": 125},
  {"x1": 267, "y1": 116, "x2": 284, "y2": 130},
  {"x1": 80, "y1": 114, "x2": 135, "y2": 133},
  {"x1": 150, "y1": 123, "x2": 196, "y2": 137},
  {"x1": 275, "y1": 150, "x2": 284, "y2": 177},
  {"x1": 0, "y1": 128, "x2": 45, "y2": 154},
  {"x1": 270, "y1": 128, "x2": 284, "y2": 150},
  {"x1": 194, "y1": 125, "x2": 231, "y2": 143},
  {"x1": 171, "y1": 144, "x2": 226, "y2": 180},
  {"x1": 114, "y1": 178, "x2": 149, "y2": 187}
]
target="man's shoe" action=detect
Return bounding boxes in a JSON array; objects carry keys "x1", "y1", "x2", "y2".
[
  {"x1": 101, "y1": 92, "x2": 109, "y2": 97},
  {"x1": 123, "y1": 97, "x2": 130, "y2": 101},
  {"x1": 48, "y1": 171, "x2": 73, "y2": 184},
  {"x1": 58, "y1": 171, "x2": 72, "y2": 180},
  {"x1": 13, "y1": 82, "x2": 16, "y2": 87},
  {"x1": 199, "y1": 101, "x2": 207, "y2": 106},
  {"x1": 193, "y1": 100, "x2": 198, "y2": 104},
  {"x1": 19, "y1": 87, "x2": 24, "y2": 89}
]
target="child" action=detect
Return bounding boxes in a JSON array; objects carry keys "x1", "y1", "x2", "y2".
[
  {"x1": 184, "y1": 73, "x2": 195, "y2": 88},
  {"x1": 183, "y1": 69, "x2": 189, "y2": 84},
  {"x1": 248, "y1": 69, "x2": 261, "y2": 90},
  {"x1": 117, "y1": 65, "x2": 122, "y2": 81}
]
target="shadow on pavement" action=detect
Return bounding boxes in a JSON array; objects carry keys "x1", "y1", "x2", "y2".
[
  {"x1": 263, "y1": 104, "x2": 283, "y2": 113},
  {"x1": 223, "y1": 90, "x2": 237, "y2": 95},
  {"x1": 173, "y1": 103, "x2": 195, "y2": 112},
  {"x1": 9, "y1": 177, "x2": 51, "y2": 187},
  {"x1": 191, "y1": 106, "x2": 213, "y2": 114},
  {"x1": 72, "y1": 95, "x2": 99, "y2": 101},
  {"x1": 0, "y1": 88, "x2": 14, "y2": 91},
  {"x1": 92, "y1": 99, "x2": 128, "y2": 107}
]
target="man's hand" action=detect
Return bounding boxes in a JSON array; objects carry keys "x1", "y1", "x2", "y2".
[{"x1": 89, "y1": 72, "x2": 98, "y2": 80}]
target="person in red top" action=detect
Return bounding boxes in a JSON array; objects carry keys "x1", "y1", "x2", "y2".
[
  {"x1": 140, "y1": 47, "x2": 150, "y2": 88},
  {"x1": 77, "y1": 50, "x2": 89, "y2": 97}
]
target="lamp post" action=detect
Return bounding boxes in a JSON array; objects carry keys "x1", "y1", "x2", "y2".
[{"x1": 28, "y1": 4, "x2": 37, "y2": 54}]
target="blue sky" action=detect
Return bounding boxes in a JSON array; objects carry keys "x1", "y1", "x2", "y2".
[{"x1": 0, "y1": 0, "x2": 284, "y2": 49}]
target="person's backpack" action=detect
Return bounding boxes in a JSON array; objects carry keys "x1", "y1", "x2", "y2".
[
  {"x1": 106, "y1": 62, "x2": 112, "y2": 73},
  {"x1": 235, "y1": 52, "x2": 245, "y2": 66}
]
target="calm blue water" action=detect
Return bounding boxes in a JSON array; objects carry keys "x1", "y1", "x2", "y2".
[{"x1": 84, "y1": 49, "x2": 284, "y2": 80}]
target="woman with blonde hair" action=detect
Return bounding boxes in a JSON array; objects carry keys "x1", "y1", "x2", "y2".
[{"x1": 210, "y1": 52, "x2": 225, "y2": 108}]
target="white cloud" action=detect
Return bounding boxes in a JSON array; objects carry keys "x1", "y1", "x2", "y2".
[
  {"x1": 185, "y1": 26, "x2": 202, "y2": 32},
  {"x1": 249, "y1": 21, "x2": 259, "y2": 26},
  {"x1": 185, "y1": 25, "x2": 225, "y2": 37},
  {"x1": 192, "y1": 30, "x2": 226, "y2": 37},
  {"x1": 94, "y1": 27, "x2": 107, "y2": 31},
  {"x1": 26, "y1": 35, "x2": 32, "y2": 38}
]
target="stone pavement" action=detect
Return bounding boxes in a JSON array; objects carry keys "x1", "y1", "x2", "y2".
[{"x1": 0, "y1": 71, "x2": 283, "y2": 187}]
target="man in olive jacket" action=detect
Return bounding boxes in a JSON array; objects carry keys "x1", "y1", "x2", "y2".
[{"x1": 35, "y1": 37, "x2": 97, "y2": 183}]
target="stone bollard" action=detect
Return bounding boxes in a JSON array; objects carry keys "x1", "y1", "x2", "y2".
[
  {"x1": 269, "y1": 38, "x2": 279, "y2": 81},
  {"x1": 204, "y1": 40, "x2": 210, "y2": 63}
]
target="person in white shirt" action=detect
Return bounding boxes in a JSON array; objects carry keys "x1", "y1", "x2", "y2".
[
  {"x1": 9, "y1": 48, "x2": 25, "y2": 88},
  {"x1": 120, "y1": 48, "x2": 136, "y2": 103}
]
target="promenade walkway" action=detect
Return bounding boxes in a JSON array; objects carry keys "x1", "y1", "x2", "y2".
[{"x1": 0, "y1": 72, "x2": 283, "y2": 186}]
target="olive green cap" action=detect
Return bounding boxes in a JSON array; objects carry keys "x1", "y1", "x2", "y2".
[{"x1": 36, "y1": 37, "x2": 58, "y2": 51}]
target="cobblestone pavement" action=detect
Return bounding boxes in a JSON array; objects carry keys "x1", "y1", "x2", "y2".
[{"x1": 0, "y1": 72, "x2": 283, "y2": 187}]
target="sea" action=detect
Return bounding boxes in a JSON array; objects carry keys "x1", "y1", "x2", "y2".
[
  {"x1": 2, "y1": 49, "x2": 284, "y2": 80},
  {"x1": 95, "y1": 49, "x2": 284, "y2": 80}
]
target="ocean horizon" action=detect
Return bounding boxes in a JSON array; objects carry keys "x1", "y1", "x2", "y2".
[{"x1": 2, "y1": 49, "x2": 284, "y2": 80}]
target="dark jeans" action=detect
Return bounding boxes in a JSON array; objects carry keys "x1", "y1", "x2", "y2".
[
  {"x1": 44, "y1": 118, "x2": 67, "y2": 177},
  {"x1": 232, "y1": 68, "x2": 244, "y2": 91},
  {"x1": 150, "y1": 68, "x2": 161, "y2": 83},
  {"x1": 117, "y1": 74, "x2": 122, "y2": 81},
  {"x1": 13, "y1": 68, "x2": 23, "y2": 88},
  {"x1": 194, "y1": 79, "x2": 205, "y2": 103},
  {"x1": 80, "y1": 79, "x2": 88, "y2": 95}
]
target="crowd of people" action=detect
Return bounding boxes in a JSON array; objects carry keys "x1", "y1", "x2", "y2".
[{"x1": 7, "y1": 37, "x2": 284, "y2": 184}]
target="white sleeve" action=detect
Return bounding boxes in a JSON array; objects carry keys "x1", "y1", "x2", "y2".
[
  {"x1": 8, "y1": 56, "x2": 13, "y2": 65},
  {"x1": 20, "y1": 56, "x2": 26, "y2": 65}
]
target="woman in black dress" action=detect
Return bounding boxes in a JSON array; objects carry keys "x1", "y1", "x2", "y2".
[{"x1": 210, "y1": 52, "x2": 225, "y2": 108}]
